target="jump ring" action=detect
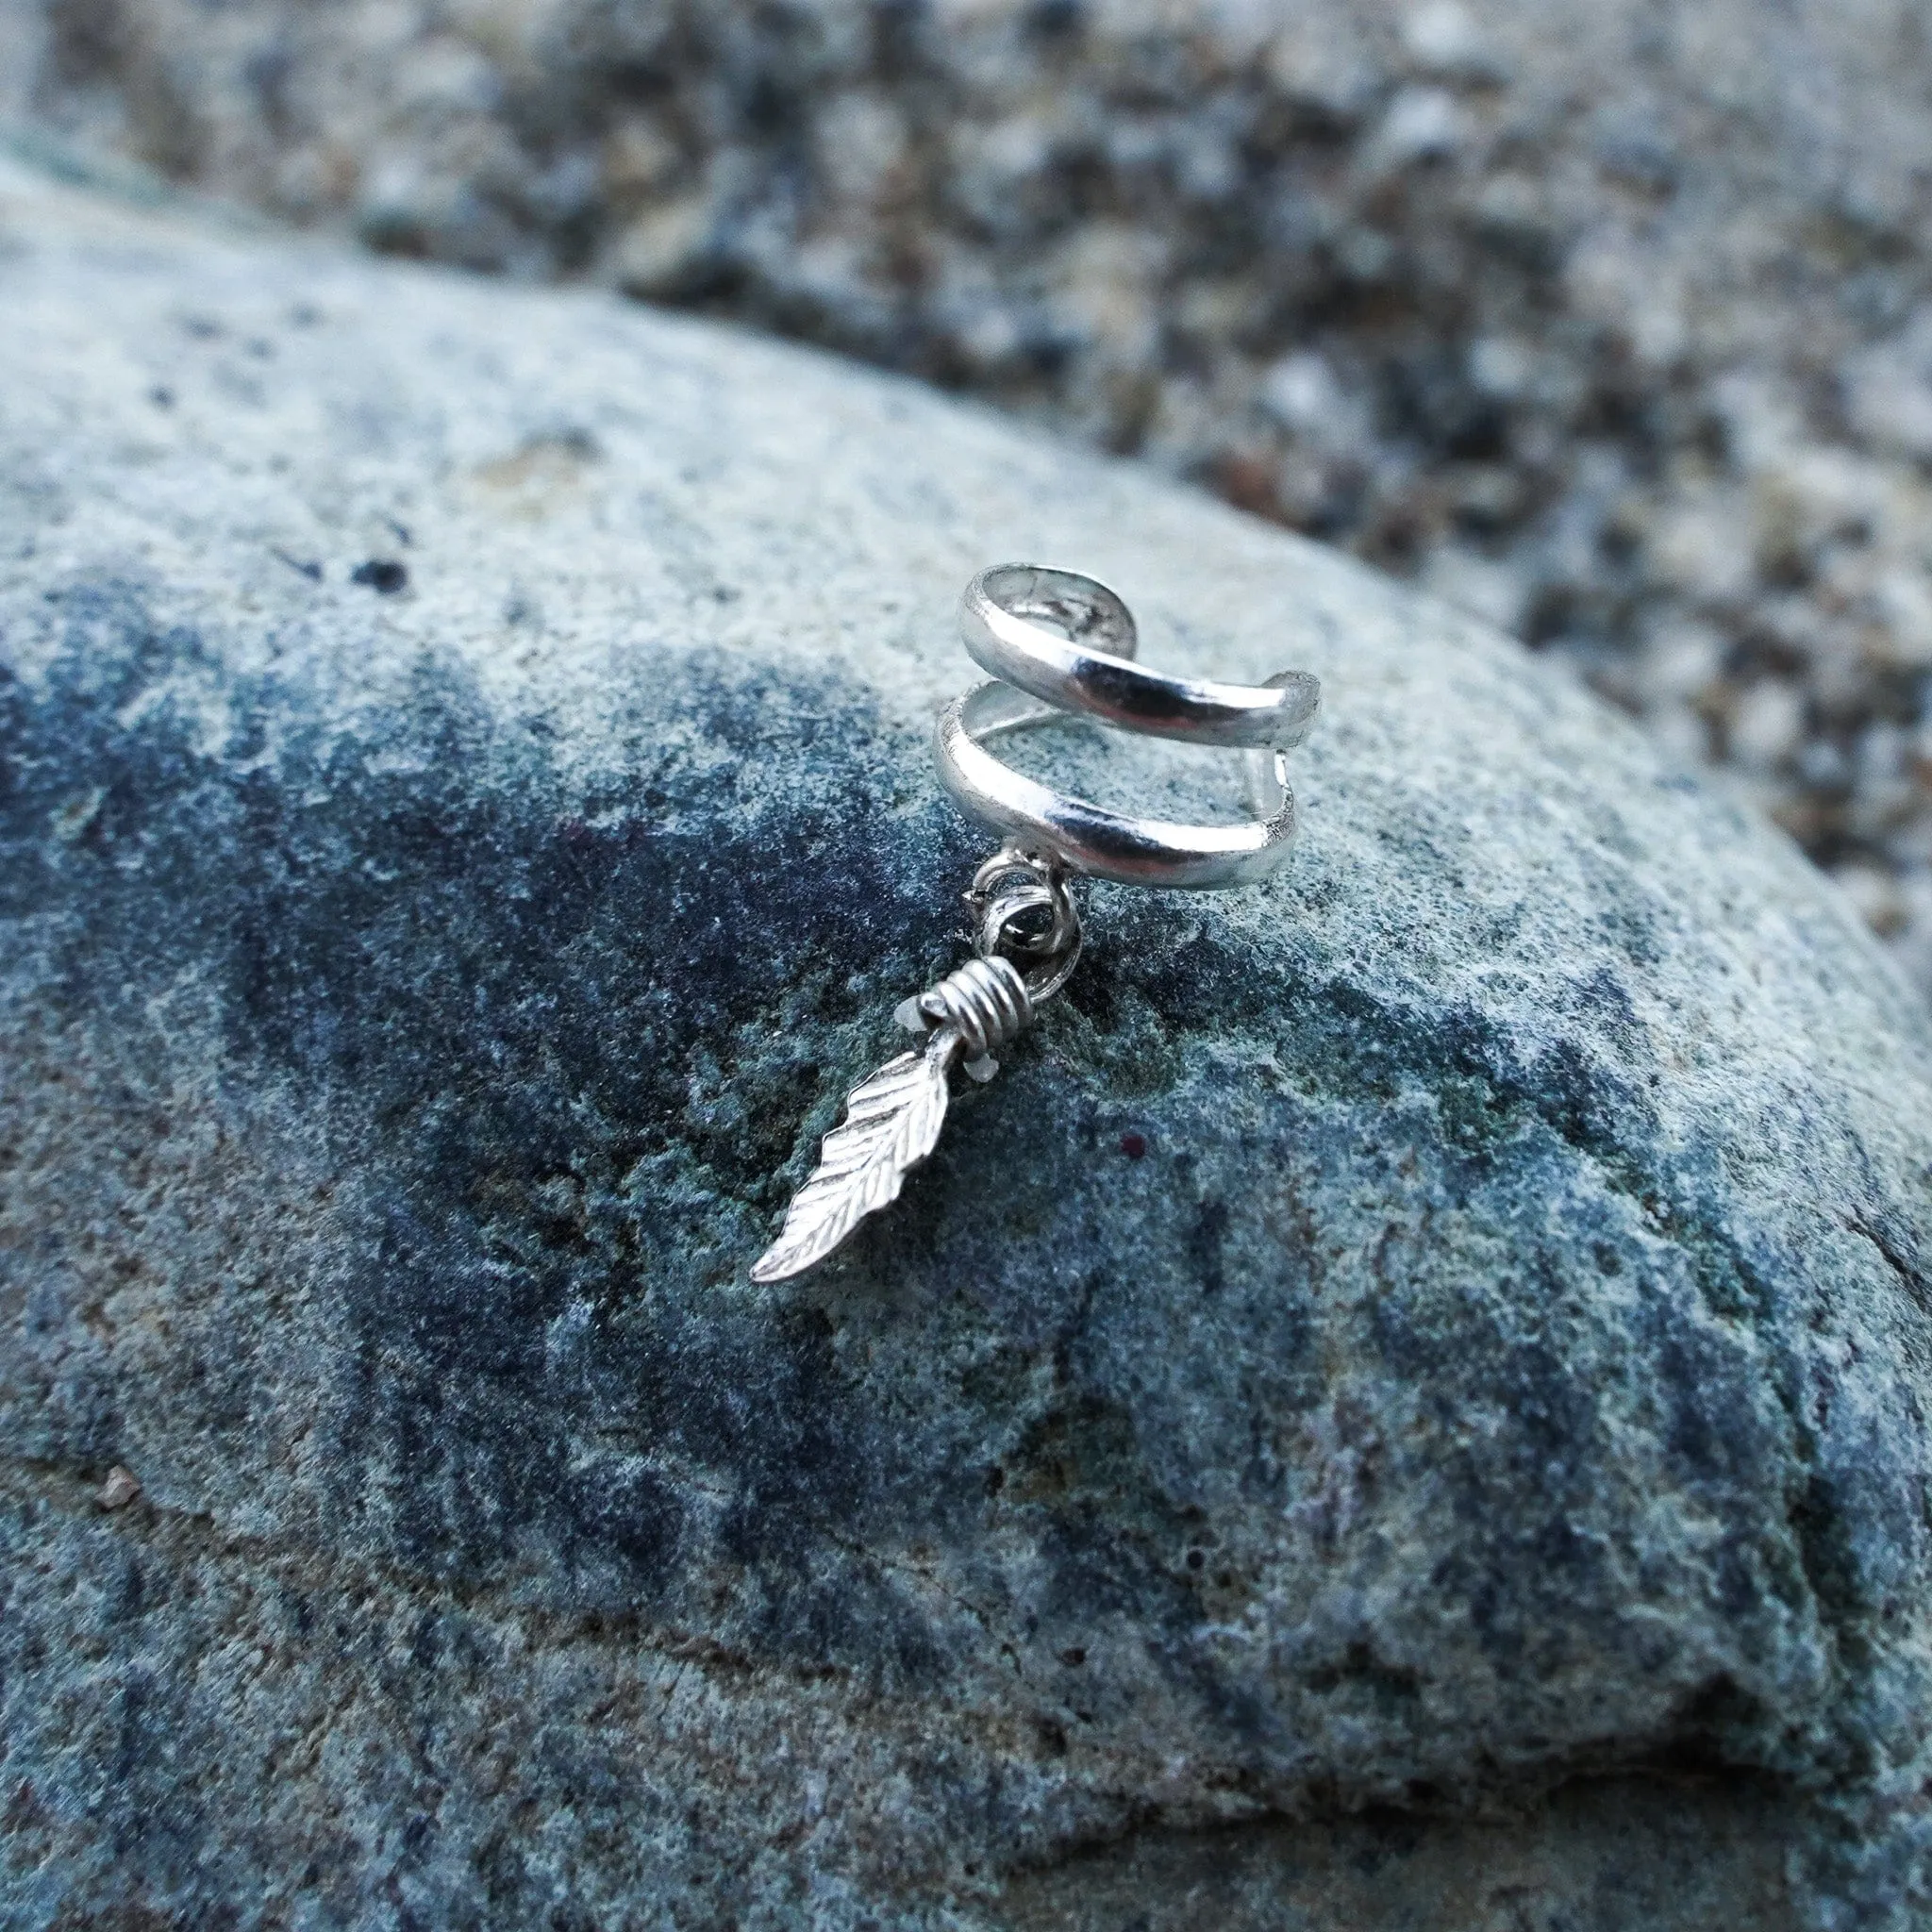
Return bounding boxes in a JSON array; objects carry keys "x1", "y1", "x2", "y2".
[
  {"x1": 933, "y1": 564, "x2": 1321, "y2": 890},
  {"x1": 964, "y1": 845, "x2": 1084, "y2": 1001}
]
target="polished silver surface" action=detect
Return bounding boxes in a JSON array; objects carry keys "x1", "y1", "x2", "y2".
[
  {"x1": 753, "y1": 567, "x2": 1320, "y2": 1279},
  {"x1": 937, "y1": 563, "x2": 1320, "y2": 888}
]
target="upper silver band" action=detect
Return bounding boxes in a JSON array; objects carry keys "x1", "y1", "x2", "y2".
[{"x1": 934, "y1": 563, "x2": 1321, "y2": 890}]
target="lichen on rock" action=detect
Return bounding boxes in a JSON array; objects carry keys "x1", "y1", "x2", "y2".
[{"x1": 4, "y1": 155, "x2": 1932, "y2": 1928}]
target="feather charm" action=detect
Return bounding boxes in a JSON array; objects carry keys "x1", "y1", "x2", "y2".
[{"x1": 750, "y1": 1027, "x2": 958, "y2": 1282}]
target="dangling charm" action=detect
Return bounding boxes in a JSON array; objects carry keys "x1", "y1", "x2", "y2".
[
  {"x1": 751, "y1": 563, "x2": 1321, "y2": 1280},
  {"x1": 750, "y1": 850, "x2": 1080, "y2": 1282}
]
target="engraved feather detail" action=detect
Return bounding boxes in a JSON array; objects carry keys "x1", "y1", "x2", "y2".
[{"x1": 750, "y1": 1029, "x2": 956, "y2": 1282}]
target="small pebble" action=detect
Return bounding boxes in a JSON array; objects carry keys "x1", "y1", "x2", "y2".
[{"x1": 97, "y1": 1466, "x2": 141, "y2": 1510}]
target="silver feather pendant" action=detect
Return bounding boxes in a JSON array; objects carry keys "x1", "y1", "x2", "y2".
[
  {"x1": 750, "y1": 849, "x2": 1083, "y2": 1282},
  {"x1": 749, "y1": 1027, "x2": 958, "y2": 1283}
]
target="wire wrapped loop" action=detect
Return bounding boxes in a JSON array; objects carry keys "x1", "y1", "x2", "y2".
[
  {"x1": 917, "y1": 956, "x2": 1033, "y2": 1060},
  {"x1": 933, "y1": 563, "x2": 1321, "y2": 890}
]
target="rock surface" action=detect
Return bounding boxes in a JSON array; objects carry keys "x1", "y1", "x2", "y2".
[
  {"x1": 9, "y1": 0, "x2": 1932, "y2": 989},
  {"x1": 4, "y1": 157, "x2": 1932, "y2": 1928}
]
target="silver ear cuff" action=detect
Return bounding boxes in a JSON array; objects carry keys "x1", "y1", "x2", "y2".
[
  {"x1": 750, "y1": 563, "x2": 1321, "y2": 1282},
  {"x1": 938, "y1": 563, "x2": 1319, "y2": 888}
]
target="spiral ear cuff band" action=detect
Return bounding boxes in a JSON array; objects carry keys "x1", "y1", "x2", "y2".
[
  {"x1": 935, "y1": 562, "x2": 1321, "y2": 889},
  {"x1": 749, "y1": 563, "x2": 1321, "y2": 1281}
]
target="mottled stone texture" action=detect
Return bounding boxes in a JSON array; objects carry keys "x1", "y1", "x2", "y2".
[
  {"x1": 4, "y1": 158, "x2": 1932, "y2": 1928},
  {"x1": 9, "y1": 0, "x2": 1932, "y2": 991}
]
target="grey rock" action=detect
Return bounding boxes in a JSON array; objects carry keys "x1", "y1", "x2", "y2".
[
  {"x1": 10, "y1": 0, "x2": 1932, "y2": 991},
  {"x1": 3, "y1": 156, "x2": 1932, "y2": 1929}
]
